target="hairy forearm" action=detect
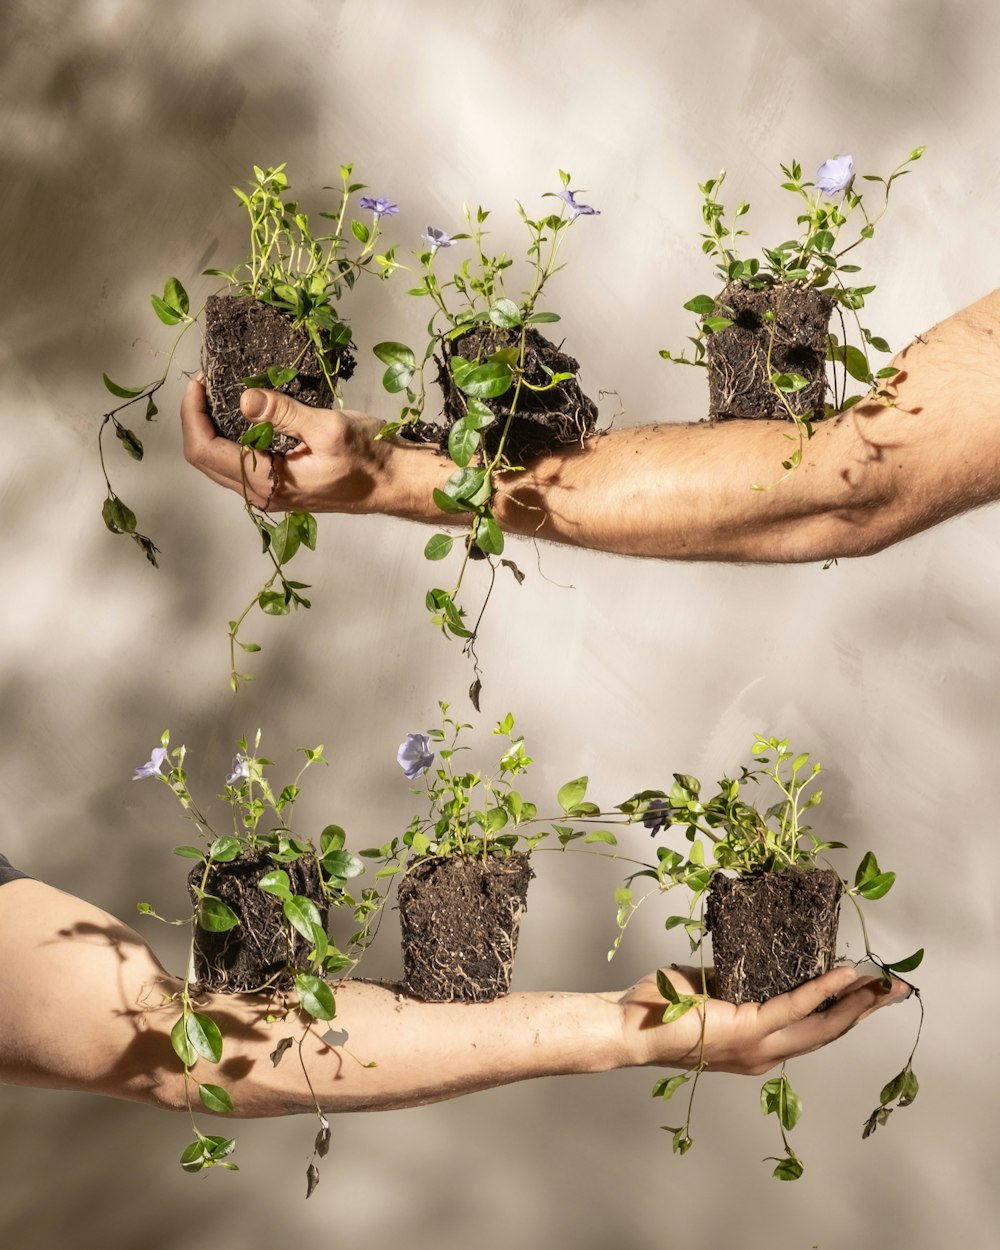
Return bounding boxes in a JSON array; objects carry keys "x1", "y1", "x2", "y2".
[
  {"x1": 370, "y1": 287, "x2": 1000, "y2": 562},
  {"x1": 226, "y1": 980, "x2": 625, "y2": 1117}
]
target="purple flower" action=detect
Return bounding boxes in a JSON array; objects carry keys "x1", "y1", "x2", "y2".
[
  {"x1": 815, "y1": 154, "x2": 854, "y2": 197},
  {"x1": 557, "y1": 188, "x2": 600, "y2": 219},
  {"x1": 397, "y1": 733, "x2": 434, "y2": 780},
  {"x1": 421, "y1": 226, "x2": 455, "y2": 253},
  {"x1": 643, "y1": 798, "x2": 669, "y2": 837},
  {"x1": 226, "y1": 754, "x2": 251, "y2": 786},
  {"x1": 133, "y1": 746, "x2": 167, "y2": 781},
  {"x1": 359, "y1": 196, "x2": 399, "y2": 219}
]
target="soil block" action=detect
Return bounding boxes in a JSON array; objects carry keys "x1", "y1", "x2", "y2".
[
  {"x1": 202, "y1": 293, "x2": 356, "y2": 453},
  {"x1": 188, "y1": 848, "x2": 328, "y2": 994},
  {"x1": 397, "y1": 853, "x2": 534, "y2": 1002},
  {"x1": 705, "y1": 866, "x2": 842, "y2": 1005},
  {"x1": 402, "y1": 326, "x2": 599, "y2": 466},
  {"x1": 706, "y1": 282, "x2": 834, "y2": 422}
]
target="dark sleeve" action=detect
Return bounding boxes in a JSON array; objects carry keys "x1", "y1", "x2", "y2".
[{"x1": 0, "y1": 852, "x2": 31, "y2": 886}]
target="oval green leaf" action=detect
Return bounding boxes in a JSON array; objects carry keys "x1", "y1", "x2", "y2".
[
  {"x1": 199, "y1": 1082, "x2": 235, "y2": 1114},
  {"x1": 294, "y1": 973, "x2": 336, "y2": 1021},
  {"x1": 198, "y1": 896, "x2": 240, "y2": 932},
  {"x1": 424, "y1": 532, "x2": 455, "y2": 561}
]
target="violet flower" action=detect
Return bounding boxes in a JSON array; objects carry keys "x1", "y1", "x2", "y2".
[
  {"x1": 133, "y1": 746, "x2": 167, "y2": 781},
  {"x1": 359, "y1": 195, "x2": 399, "y2": 219},
  {"x1": 643, "y1": 798, "x2": 669, "y2": 837},
  {"x1": 557, "y1": 188, "x2": 600, "y2": 219},
  {"x1": 815, "y1": 155, "x2": 854, "y2": 197},
  {"x1": 421, "y1": 226, "x2": 455, "y2": 253},
  {"x1": 397, "y1": 733, "x2": 434, "y2": 780},
  {"x1": 226, "y1": 754, "x2": 251, "y2": 786}
]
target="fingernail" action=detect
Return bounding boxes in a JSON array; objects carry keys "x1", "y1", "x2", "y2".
[{"x1": 241, "y1": 390, "x2": 267, "y2": 420}]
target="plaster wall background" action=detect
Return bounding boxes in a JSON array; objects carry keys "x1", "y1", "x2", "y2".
[{"x1": 0, "y1": 2, "x2": 996, "y2": 1247}]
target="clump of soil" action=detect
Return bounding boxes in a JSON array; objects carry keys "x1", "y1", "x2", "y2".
[
  {"x1": 706, "y1": 282, "x2": 833, "y2": 422},
  {"x1": 187, "y1": 848, "x2": 328, "y2": 994},
  {"x1": 706, "y1": 866, "x2": 842, "y2": 1005},
  {"x1": 202, "y1": 294, "x2": 356, "y2": 453},
  {"x1": 397, "y1": 853, "x2": 534, "y2": 1002},
  {"x1": 401, "y1": 326, "x2": 599, "y2": 466}
]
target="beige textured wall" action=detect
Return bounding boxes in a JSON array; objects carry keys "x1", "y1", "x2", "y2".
[{"x1": 1, "y1": 1, "x2": 997, "y2": 1247}]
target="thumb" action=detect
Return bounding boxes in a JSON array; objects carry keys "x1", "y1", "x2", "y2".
[{"x1": 240, "y1": 388, "x2": 329, "y2": 445}]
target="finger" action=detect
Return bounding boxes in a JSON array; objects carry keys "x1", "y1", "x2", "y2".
[
  {"x1": 180, "y1": 379, "x2": 246, "y2": 484},
  {"x1": 758, "y1": 974, "x2": 908, "y2": 1062},
  {"x1": 240, "y1": 388, "x2": 331, "y2": 447},
  {"x1": 756, "y1": 965, "x2": 861, "y2": 1034},
  {"x1": 181, "y1": 378, "x2": 275, "y2": 505}
]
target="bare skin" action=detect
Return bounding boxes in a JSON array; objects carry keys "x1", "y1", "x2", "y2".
[
  {"x1": 0, "y1": 878, "x2": 905, "y2": 1116},
  {"x1": 180, "y1": 287, "x2": 1000, "y2": 563}
]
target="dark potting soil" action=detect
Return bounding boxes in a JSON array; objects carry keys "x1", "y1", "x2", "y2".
[
  {"x1": 706, "y1": 282, "x2": 834, "y2": 422},
  {"x1": 401, "y1": 326, "x2": 599, "y2": 466},
  {"x1": 202, "y1": 294, "x2": 356, "y2": 454},
  {"x1": 705, "y1": 866, "x2": 842, "y2": 1005},
  {"x1": 187, "y1": 848, "x2": 328, "y2": 994},
  {"x1": 397, "y1": 853, "x2": 534, "y2": 1002}
]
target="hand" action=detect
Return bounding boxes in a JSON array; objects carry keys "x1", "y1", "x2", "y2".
[
  {"x1": 619, "y1": 964, "x2": 909, "y2": 1075},
  {"x1": 179, "y1": 379, "x2": 396, "y2": 513}
]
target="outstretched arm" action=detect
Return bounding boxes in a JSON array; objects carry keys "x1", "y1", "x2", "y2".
[
  {"x1": 0, "y1": 878, "x2": 904, "y2": 1116},
  {"x1": 181, "y1": 288, "x2": 1000, "y2": 563}
]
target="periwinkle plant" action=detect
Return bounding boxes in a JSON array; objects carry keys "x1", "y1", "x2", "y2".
[
  {"x1": 611, "y1": 735, "x2": 924, "y2": 1179},
  {"x1": 133, "y1": 730, "x2": 377, "y2": 1194},
  {"x1": 662, "y1": 146, "x2": 925, "y2": 479},
  {"x1": 98, "y1": 162, "x2": 399, "y2": 690},
  {"x1": 370, "y1": 172, "x2": 601, "y2": 700}
]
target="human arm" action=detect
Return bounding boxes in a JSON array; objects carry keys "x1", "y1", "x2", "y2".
[
  {"x1": 179, "y1": 287, "x2": 1000, "y2": 563},
  {"x1": 0, "y1": 878, "x2": 905, "y2": 1116}
]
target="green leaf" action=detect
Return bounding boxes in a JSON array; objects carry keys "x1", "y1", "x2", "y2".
[
  {"x1": 373, "y1": 341, "x2": 417, "y2": 369},
  {"x1": 240, "y1": 420, "x2": 274, "y2": 450},
  {"x1": 258, "y1": 869, "x2": 292, "y2": 899},
  {"x1": 114, "y1": 424, "x2": 144, "y2": 460},
  {"x1": 841, "y1": 345, "x2": 871, "y2": 383},
  {"x1": 267, "y1": 365, "x2": 299, "y2": 389},
  {"x1": 171, "y1": 1015, "x2": 197, "y2": 1067},
  {"x1": 702, "y1": 316, "x2": 733, "y2": 334},
  {"x1": 885, "y1": 947, "x2": 924, "y2": 973},
  {"x1": 475, "y1": 514, "x2": 504, "y2": 556},
  {"x1": 319, "y1": 848, "x2": 364, "y2": 880},
  {"x1": 526, "y1": 311, "x2": 561, "y2": 324},
  {"x1": 655, "y1": 969, "x2": 680, "y2": 1003},
  {"x1": 163, "y1": 277, "x2": 190, "y2": 315},
  {"x1": 173, "y1": 845, "x2": 205, "y2": 860},
  {"x1": 683, "y1": 294, "x2": 717, "y2": 315},
  {"x1": 489, "y1": 298, "x2": 522, "y2": 329},
  {"x1": 424, "y1": 533, "x2": 454, "y2": 561},
  {"x1": 651, "y1": 1073, "x2": 689, "y2": 1101},
  {"x1": 351, "y1": 219, "x2": 370, "y2": 244},
  {"x1": 199, "y1": 1082, "x2": 235, "y2": 1113},
  {"x1": 208, "y1": 836, "x2": 241, "y2": 863},
  {"x1": 259, "y1": 589, "x2": 290, "y2": 615},
  {"x1": 448, "y1": 417, "x2": 480, "y2": 467},
  {"x1": 102, "y1": 373, "x2": 148, "y2": 399},
  {"x1": 382, "y1": 361, "x2": 416, "y2": 393},
  {"x1": 557, "y1": 776, "x2": 588, "y2": 813},
  {"x1": 269, "y1": 516, "x2": 302, "y2": 564},
  {"x1": 760, "y1": 1075, "x2": 802, "y2": 1130},
  {"x1": 186, "y1": 1011, "x2": 224, "y2": 1063},
  {"x1": 102, "y1": 495, "x2": 137, "y2": 535},
  {"x1": 857, "y1": 871, "x2": 895, "y2": 900},
  {"x1": 150, "y1": 293, "x2": 183, "y2": 325},
  {"x1": 771, "y1": 1155, "x2": 804, "y2": 1181},
  {"x1": 283, "y1": 895, "x2": 325, "y2": 943},
  {"x1": 583, "y1": 830, "x2": 618, "y2": 846},
  {"x1": 770, "y1": 371, "x2": 810, "y2": 393},
  {"x1": 661, "y1": 998, "x2": 696, "y2": 1025},
  {"x1": 198, "y1": 896, "x2": 240, "y2": 932},
  {"x1": 854, "y1": 850, "x2": 878, "y2": 886},
  {"x1": 294, "y1": 973, "x2": 336, "y2": 1021},
  {"x1": 452, "y1": 360, "x2": 513, "y2": 399},
  {"x1": 432, "y1": 487, "x2": 471, "y2": 516}
]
